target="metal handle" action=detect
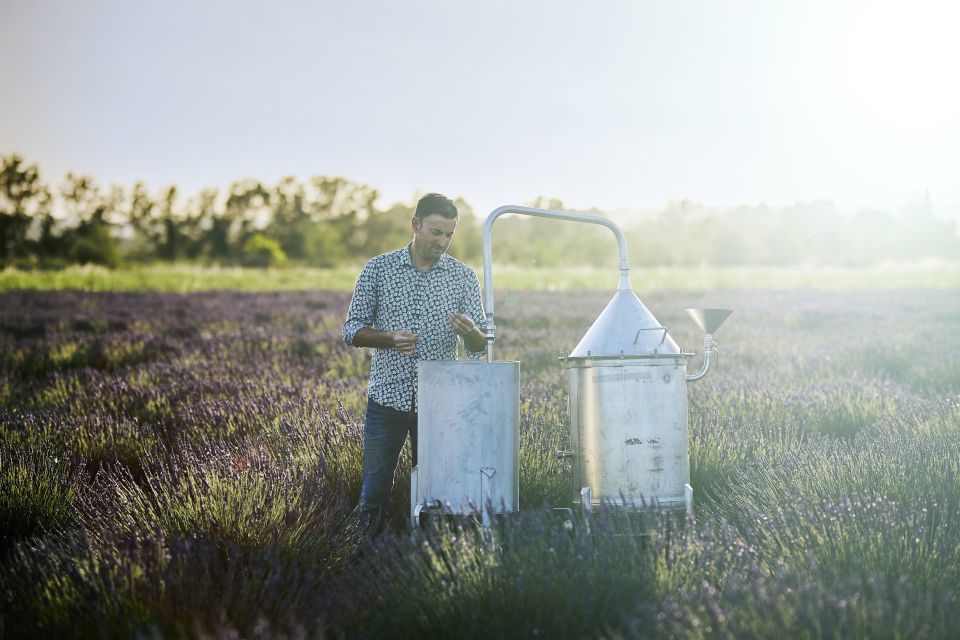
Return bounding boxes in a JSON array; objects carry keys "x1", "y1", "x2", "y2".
[
  {"x1": 556, "y1": 450, "x2": 574, "y2": 460},
  {"x1": 633, "y1": 327, "x2": 668, "y2": 348}
]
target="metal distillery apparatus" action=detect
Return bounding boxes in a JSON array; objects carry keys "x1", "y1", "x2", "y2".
[
  {"x1": 563, "y1": 286, "x2": 731, "y2": 513},
  {"x1": 411, "y1": 204, "x2": 730, "y2": 524}
]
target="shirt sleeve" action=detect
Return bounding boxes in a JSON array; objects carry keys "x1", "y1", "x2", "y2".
[
  {"x1": 461, "y1": 267, "x2": 487, "y2": 359},
  {"x1": 342, "y1": 259, "x2": 377, "y2": 347}
]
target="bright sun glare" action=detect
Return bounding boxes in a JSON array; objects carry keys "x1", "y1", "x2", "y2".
[{"x1": 832, "y1": 2, "x2": 960, "y2": 140}]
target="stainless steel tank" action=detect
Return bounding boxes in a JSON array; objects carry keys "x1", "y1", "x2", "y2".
[
  {"x1": 564, "y1": 289, "x2": 694, "y2": 510},
  {"x1": 411, "y1": 360, "x2": 520, "y2": 524}
]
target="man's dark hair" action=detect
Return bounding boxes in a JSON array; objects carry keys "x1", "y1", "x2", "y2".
[{"x1": 415, "y1": 193, "x2": 459, "y2": 219}]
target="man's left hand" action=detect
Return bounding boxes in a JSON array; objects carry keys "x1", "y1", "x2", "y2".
[
  {"x1": 450, "y1": 312, "x2": 487, "y2": 353},
  {"x1": 450, "y1": 312, "x2": 481, "y2": 339}
]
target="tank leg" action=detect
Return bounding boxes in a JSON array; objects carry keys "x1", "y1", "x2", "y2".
[
  {"x1": 580, "y1": 486, "x2": 593, "y2": 516},
  {"x1": 410, "y1": 466, "x2": 419, "y2": 526}
]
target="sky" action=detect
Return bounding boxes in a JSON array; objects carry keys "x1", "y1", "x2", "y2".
[{"x1": 2, "y1": 0, "x2": 959, "y2": 219}]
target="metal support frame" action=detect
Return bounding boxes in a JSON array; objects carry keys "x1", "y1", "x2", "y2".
[{"x1": 482, "y1": 205, "x2": 632, "y2": 361}]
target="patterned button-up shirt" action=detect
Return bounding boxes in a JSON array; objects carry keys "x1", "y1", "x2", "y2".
[{"x1": 342, "y1": 244, "x2": 486, "y2": 412}]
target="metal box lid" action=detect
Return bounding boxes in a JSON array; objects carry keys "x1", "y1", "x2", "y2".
[{"x1": 568, "y1": 289, "x2": 682, "y2": 358}]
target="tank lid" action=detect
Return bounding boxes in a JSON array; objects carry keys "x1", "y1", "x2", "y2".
[{"x1": 568, "y1": 289, "x2": 682, "y2": 358}]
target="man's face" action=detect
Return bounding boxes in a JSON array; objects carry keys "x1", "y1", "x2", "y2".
[{"x1": 412, "y1": 214, "x2": 458, "y2": 260}]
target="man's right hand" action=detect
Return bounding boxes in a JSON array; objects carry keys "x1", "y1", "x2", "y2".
[{"x1": 392, "y1": 330, "x2": 418, "y2": 355}]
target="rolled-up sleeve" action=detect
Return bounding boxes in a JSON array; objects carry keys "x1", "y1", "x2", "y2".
[
  {"x1": 343, "y1": 260, "x2": 377, "y2": 347},
  {"x1": 461, "y1": 268, "x2": 487, "y2": 359}
]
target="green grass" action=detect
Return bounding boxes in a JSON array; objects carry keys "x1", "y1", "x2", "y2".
[{"x1": 3, "y1": 260, "x2": 960, "y2": 292}]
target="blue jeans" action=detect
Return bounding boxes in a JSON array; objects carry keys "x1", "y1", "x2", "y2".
[{"x1": 359, "y1": 398, "x2": 417, "y2": 533}]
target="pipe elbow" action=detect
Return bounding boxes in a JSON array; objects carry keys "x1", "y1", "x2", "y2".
[
  {"x1": 686, "y1": 351, "x2": 712, "y2": 382},
  {"x1": 687, "y1": 335, "x2": 717, "y2": 382}
]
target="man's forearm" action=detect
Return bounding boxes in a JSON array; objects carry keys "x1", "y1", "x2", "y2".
[
  {"x1": 353, "y1": 326, "x2": 485, "y2": 354},
  {"x1": 352, "y1": 328, "x2": 399, "y2": 349}
]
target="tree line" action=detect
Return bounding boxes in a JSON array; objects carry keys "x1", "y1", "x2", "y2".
[{"x1": 1, "y1": 153, "x2": 957, "y2": 270}]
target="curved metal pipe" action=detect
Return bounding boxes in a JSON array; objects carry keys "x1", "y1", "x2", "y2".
[
  {"x1": 686, "y1": 334, "x2": 718, "y2": 382},
  {"x1": 481, "y1": 205, "x2": 632, "y2": 360}
]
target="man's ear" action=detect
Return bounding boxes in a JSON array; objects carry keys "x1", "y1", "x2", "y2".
[{"x1": 411, "y1": 217, "x2": 421, "y2": 232}]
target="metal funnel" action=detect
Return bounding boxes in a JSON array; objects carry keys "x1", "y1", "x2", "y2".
[{"x1": 686, "y1": 308, "x2": 732, "y2": 334}]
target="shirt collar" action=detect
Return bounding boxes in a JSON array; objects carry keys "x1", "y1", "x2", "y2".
[{"x1": 401, "y1": 243, "x2": 451, "y2": 270}]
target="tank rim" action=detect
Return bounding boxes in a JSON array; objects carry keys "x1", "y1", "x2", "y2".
[{"x1": 563, "y1": 351, "x2": 694, "y2": 365}]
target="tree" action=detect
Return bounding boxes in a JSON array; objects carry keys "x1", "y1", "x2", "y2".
[
  {"x1": 360, "y1": 202, "x2": 414, "y2": 259},
  {"x1": 306, "y1": 177, "x2": 379, "y2": 262},
  {"x1": 157, "y1": 186, "x2": 183, "y2": 261},
  {"x1": 898, "y1": 191, "x2": 960, "y2": 261},
  {"x1": 446, "y1": 197, "x2": 482, "y2": 265},
  {"x1": 198, "y1": 179, "x2": 270, "y2": 262},
  {"x1": 58, "y1": 173, "x2": 121, "y2": 267},
  {"x1": 266, "y1": 177, "x2": 311, "y2": 260},
  {"x1": 124, "y1": 182, "x2": 156, "y2": 260},
  {"x1": 241, "y1": 232, "x2": 287, "y2": 267},
  {"x1": 184, "y1": 188, "x2": 218, "y2": 260},
  {"x1": 0, "y1": 154, "x2": 51, "y2": 265}
]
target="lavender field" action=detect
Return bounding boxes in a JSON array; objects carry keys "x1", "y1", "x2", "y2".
[{"x1": 1, "y1": 287, "x2": 959, "y2": 638}]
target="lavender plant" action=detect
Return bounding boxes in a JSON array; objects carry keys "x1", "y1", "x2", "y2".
[{"x1": 0, "y1": 287, "x2": 958, "y2": 638}]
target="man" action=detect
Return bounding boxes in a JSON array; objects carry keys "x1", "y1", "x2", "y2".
[{"x1": 342, "y1": 192, "x2": 487, "y2": 535}]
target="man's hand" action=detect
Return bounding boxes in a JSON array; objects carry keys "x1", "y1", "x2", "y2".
[
  {"x1": 450, "y1": 313, "x2": 486, "y2": 352},
  {"x1": 450, "y1": 312, "x2": 479, "y2": 338},
  {"x1": 392, "y1": 329, "x2": 418, "y2": 356}
]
